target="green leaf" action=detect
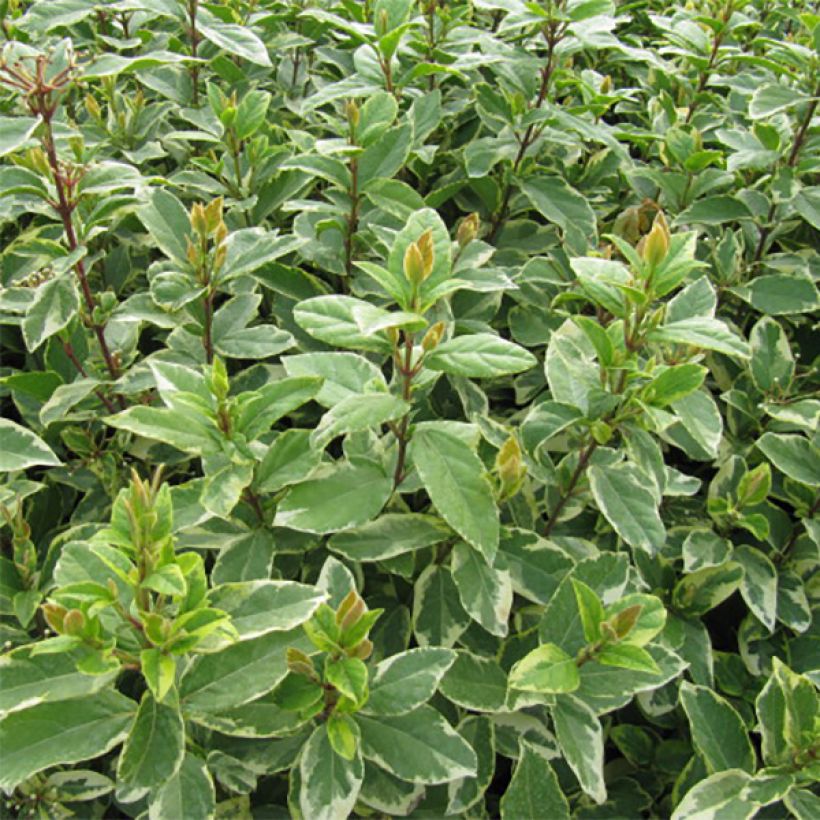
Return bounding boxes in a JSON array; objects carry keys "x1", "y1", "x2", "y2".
[
  {"x1": 570, "y1": 258, "x2": 630, "y2": 318},
  {"x1": 733, "y1": 273, "x2": 819, "y2": 315},
  {"x1": 328, "y1": 513, "x2": 450, "y2": 561},
  {"x1": 451, "y1": 542, "x2": 513, "y2": 637},
  {"x1": 235, "y1": 90, "x2": 271, "y2": 140},
  {"x1": 757, "y1": 433, "x2": 820, "y2": 487},
  {"x1": 668, "y1": 389, "x2": 723, "y2": 460},
  {"x1": 0, "y1": 418, "x2": 61, "y2": 471},
  {"x1": 365, "y1": 647, "x2": 456, "y2": 716},
  {"x1": 447, "y1": 715, "x2": 496, "y2": 815},
  {"x1": 40, "y1": 378, "x2": 100, "y2": 426},
  {"x1": 274, "y1": 459, "x2": 393, "y2": 534},
  {"x1": 648, "y1": 317, "x2": 750, "y2": 359},
  {"x1": 411, "y1": 565, "x2": 470, "y2": 648},
  {"x1": 325, "y1": 656, "x2": 369, "y2": 704},
  {"x1": 283, "y1": 352, "x2": 385, "y2": 407},
  {"x1": 235, "y1": 377, "x2": 322, "y2": 439},
  {"x1": 498, "y1": 528, "x2": 573, "y2": 605},
  {"x1": 675, "y1": 196, "x2": 753, "y2": 225},
  {"x1": 439, "y1": 650, "x2": 508, "y2": 712},
  {"x1": 500, "y1": 740, "x2": 570, "y2": 820},
  {"x1": 551, "y1": 694, "x2": 606, "y2": 804},
  {"x1": 356, "y1": 705, "x2": 477, "y2": 784},
  {"x1": 198, "y1": 18, "x2": 272, "y2": 66},
  {"x1": 299, "y1": 724, "x2": 363, "y2": 820},
  {"x1": 255, "y1": 429, "x2": 322, "y2": 492},
  {"x1": 509, "y1": 643, "x2": 580, "y2": 694},
  {"x1": 140, "y1": 649, "x2": 176, "y2": 703},
  {"x1": 425, "y1": 333, "x2": 537, "y2": 378},
  {"x1": 571, "y1": 578, "x2": 605, "y2": 643},
  {"x1": 588, "y1": 464, "x2": 666, "y2": 553},
  {"x1": 294, "y1": 296, "x2": 393, "y2": 353},
  {"x1": 672, "y1": 562, "x2": 744, "y2": 616},
  {"x1": 411, "y1": 428, "x2": 499, "y2": 563},
  {"x1": 750, "y1": 83, "x2": 811, "y2": 119},
  {"x1": 0, "y1": 649, "x2": 119, "y2": 716},
  {"x1": 0, "y1": 116, "x2": 40, "y2": 157},
  {"x1": 104, "y1": 406, "x2": 216, "y2": 455},
  {"x1": 149, "y1": 753, "x2": 215, "y2": 820},
  {"x1": 209, "y1": 581, "x2": 326, "y2": 639},
  {"x1": 679, "y1": 682, "x2": 756, "y2": 774},
  {"x1": 671, "y1": 770, "x2": 756, "y2": 820},
  {"x1": 733, "y1": 546, "x2": 778, "y2": 632},
  {"x1": 22, "y1": 275, "x2": 79, "y2": 352},
  {"x1": 750, "y1": 317, "x2": 795, "y2": 393},
  {"x1": 117, "y1": 693, "x2": 184, "y2": 790},
  {"x1": 597, "y1": 643, "x2": 661, "y2": 674},
  {"x1": 0, "y1": 691, "x2": 135, "y2": 790},
  {"x1": 138, "y1": 189, "x2": 192, "y2": 266},
  {"x1": 786, "y1": 790, "x2": 820, "y2": 820},
  {"x1": 642, "y1": 364, "x2": 707, "y2": 406},
  {"x1": 521, "y1": 177, "x2": 597, "y2": 253},
  {"x1": 180, "y1": 628, "x2": 303, "y2": 713},
  {"x1": 311, "y1": 393, "x2": 410, "y2": 449},
  {"x1": 358, "y1": 123, "x2": 412, "y2": 188}
]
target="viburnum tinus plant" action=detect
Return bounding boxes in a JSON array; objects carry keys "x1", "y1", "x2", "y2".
[{"x1": 0, "y1": 0, "x2": 818, "y2": 818}]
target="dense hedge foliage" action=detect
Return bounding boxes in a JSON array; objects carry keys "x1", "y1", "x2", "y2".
[{"x1": 0, "y1": 0, "x2": 818, "y2": 818}]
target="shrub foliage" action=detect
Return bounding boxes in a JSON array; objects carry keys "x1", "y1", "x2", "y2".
[{"x1": 0, "y1": 0, "x2": 818, "y2": 818}]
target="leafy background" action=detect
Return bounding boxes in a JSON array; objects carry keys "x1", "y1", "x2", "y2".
[{"x1": 0, "y1": 0, "x2": 818, "y2": 818}]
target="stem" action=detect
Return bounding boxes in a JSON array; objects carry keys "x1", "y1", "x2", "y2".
[
  {"x1": 684, "y1": 25, "x2": 725, "y2": 124},
  {"x1": 344, "y1": 155, "x2": 360, "y2": 279},
  {"x1": 425, "y1": 1, "x2": 437, "y2": 90},
  {"x1": 188, "y1": 0, "x2": 200, "y2": 106},
  {"x1": 774, "y1": 495, "x2": 819, "y2": 565},
  {"x1": 38, "y1": 100, "x2": 124, "y2": 404},
  {"x1": 487, "y1": 26, "x2": 559, "y2": 242},
  {"x1": 202, "y1": 290, "x2": 214, "y2": 364},
  {"x1": 786, "y1": 81, "x2": 819, "y2": 168},
  {"x1": 752, "y1": 81, "x2": 819, "y2": 265},
  {"x1": 63, "y1": 340, "x2": 116, "y2": 413},
  {"x1": 542, "y1": 440, "x2": 598, "y2": 536},
  {"x1": 243, "y1": 489, "x2": 266, "y2": 525},
  {"x1": 392, "y1": 331, "x2": 416, "y2": 488}
]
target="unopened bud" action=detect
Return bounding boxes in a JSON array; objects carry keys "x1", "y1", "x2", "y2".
[
  {"x1": 210, "y1": 356, "x2": 230, "y2": 402},
  {"x1": 590, "y1": 420, "x2": 613, "y2": 445},
  {"x1": 417, "y1": 229, "x2": 434, "y2": 278},
  {"x1": 607, "y1": 604, "x2": 643, "y2": 641},
  {"x1": 600, "y1": 75, "x2": 612, "y2": 94},
  {"x1": 43, "y1": 603, "x2": 67, "y2": 633},
  {"x1": 186, "y1": 237, "x2": 198, "y2": 266},
  {"x1": 350, "y1": 638, "x2": 373, "y2": 660},
  {"x1": 203, "y1": 197, "x2": 224, "y2": 234},
  {"x1": 337, "y1": 591, "x2": 366, "y2": 631},
  {"x1": 287, "y1": 647, "x2": 316, "y2": 678},
  {"x1": 345, "y1": 99, "x2": 360, "y2": 129},
  {"x1": 496, "y1": 435, "x2": 526, "y2": 500},
  {"x1": 457, "y1": 213, "x2": 479, "y2": 247},
  {"x1": 84, "y1": 93, "x2": 101, "y2": 119},
  {"x1": 376, "y1": 8, "x2": 389, "y2": 36},
  {"x1": 422, "y1": 321, "x2": 446, "y2": 351},
  {"x1": 190, "y1": 203, "x2": 208, "y2": 237},
  {"x1": 220, "y1": 105, "x2": 237, "y2": 127},
  {"x1": 404, "y1": 241, "x2": 425, "y2": 286},
  {"x1": 642, "y1": 211, "x2": 670, "y2": 269},
  {"x1": 63, "y1": 609, "x2": 86, "y2": 636}
]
